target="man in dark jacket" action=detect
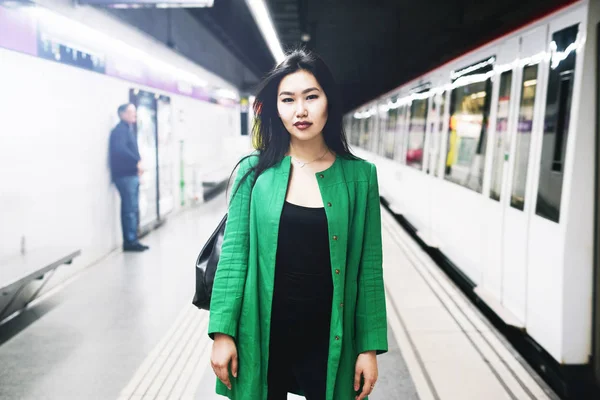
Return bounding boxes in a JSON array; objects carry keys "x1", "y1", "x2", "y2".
[{"x1": 109, "y1": 103, "x2": 149, "y2": 252}]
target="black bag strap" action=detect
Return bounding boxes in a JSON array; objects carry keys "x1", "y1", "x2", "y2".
[{"x1": 224, "y1": 154, "x2": 258, "y2": 211}]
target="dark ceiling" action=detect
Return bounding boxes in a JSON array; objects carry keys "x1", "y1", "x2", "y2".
[{"x1": 192, "y1": 0, "x2": 576, "y2": 112}]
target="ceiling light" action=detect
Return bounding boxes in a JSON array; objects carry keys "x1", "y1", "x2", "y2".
[{"x1": 245, "y1": 0, "x2": 285, "y2": 63}]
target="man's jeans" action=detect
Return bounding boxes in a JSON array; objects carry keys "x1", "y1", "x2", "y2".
[{"x1": 114, "y1": 175, "x2": 140, "y2": 245}]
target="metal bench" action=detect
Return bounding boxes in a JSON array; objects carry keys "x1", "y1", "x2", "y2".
[
  {"x1": 202, "y1": 167, "x2": 231, "y2": 201},
  {"x1": 0, "y1": 249, "x2": 81, "y2": 324}
]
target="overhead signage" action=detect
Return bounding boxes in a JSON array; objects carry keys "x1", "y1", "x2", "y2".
[
  {"x1": 0, "y1": 3, "x2": 239, "y2": 107},
  {"x1": 77, "y1": 0, "x2": 214, "y2": 8}
]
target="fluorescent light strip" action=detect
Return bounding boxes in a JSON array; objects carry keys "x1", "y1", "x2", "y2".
[
  {"x1": 156, "y1": 0, "x2": 214, "y2": 7},
  {"x1": 245, "y1": 0, "x2": 285, "y2": 63},
  {"x1": 450, "y1": 56, "x2": 496, "y2": 81},
  {"x1": 354, "y1": 36, "x2": 586, "y2": 119}
]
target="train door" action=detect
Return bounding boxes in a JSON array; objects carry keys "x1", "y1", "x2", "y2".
[
  {"x1": 424, "y1": 92, "x2": 438, "y2": 175},
  {"x1": 430, "y1": 90, "x2": 447, "y2": 179},
  {"x1": 394, "y1": 104, "x2": 409, "y2": 166},
  {"x1": 369, "y1": 105, "x2": 380, "y2": 155},
  {"x1": 501, "y1": 25, "x2": 548, "y2": 325},
  {"x1": 366, "y1": 105, "x2": 378, "y2": 155},
  {"x1": 526, "y1": 7, "x2": 586, "y2": 365},
  {"x1": 594, "y1": 19, "x2": 600, "y2": 389},
  {"x1": 377, "y1": 101, "x2": 387, "y2": 157},
  {"x1": 382, "y1": 96, "x2": 399, "y2": 162},
  {"x1": 157, "y1": 95, "x2": 174, "y2": 219},
  {"x1": 405, "y1": 91, "x2": 430, "y2": 233},
  {"x1": 423, "y1": 89, "x2": 442, "y2": 245},
  {"x1": 478, "y1": 37, "x2": 520, "y2": 315},
  {"x1": 429, "y1": 90, "x2": 449, "y2": 246},
  {"x1": 406, "y1": 89, "x2": 429, "y2": 170},
  {"x1": 130, "y1": 88, "x2": 159, "y2": 233},
  {"x1": 351, "y1": 115, "x2": 361, "y2": 148},
  {"x1": 359, "y1": 111, "x2": 372, "y2": 152}
]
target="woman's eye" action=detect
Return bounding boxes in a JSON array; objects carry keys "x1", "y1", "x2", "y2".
[
  {"x1": 307, "y1": 95, "x2": 318, "y2": 100},
  {"x1": 282, "y1": 98, "x2": 293, "y2": 103}
]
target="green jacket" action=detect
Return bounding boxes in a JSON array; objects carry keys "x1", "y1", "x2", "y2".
[{"x1": 208, "y1": 153, "x2": 388, "y2": 400}]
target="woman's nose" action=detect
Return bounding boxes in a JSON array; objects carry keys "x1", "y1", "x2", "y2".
[{"x1": 295, "y1": 102, "x2": 307, "y2": 117}]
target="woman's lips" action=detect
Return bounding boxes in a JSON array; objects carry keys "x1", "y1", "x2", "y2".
[{"x1": 294, "y1": 122, "x2": 313, "y2": 130}]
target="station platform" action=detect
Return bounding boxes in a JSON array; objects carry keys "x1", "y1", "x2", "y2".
[{"x1": 0, "y1": 195, "x2": 559, "y2": 400}]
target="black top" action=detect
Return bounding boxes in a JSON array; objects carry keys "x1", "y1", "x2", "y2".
[
  {"x1": 271, "y1": 201, "x2": 333, "y2": 335},
  {"x1": 109, "y1": 121, "x2": 141, "y2": 180}
]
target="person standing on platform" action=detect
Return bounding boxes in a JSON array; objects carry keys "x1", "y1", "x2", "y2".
[
  {"x1": 109, "y1": 103, "x2": 149, "y2": 252},
  {"x1": 208, "y1": 49, "x2": 387, "y2": 400}
]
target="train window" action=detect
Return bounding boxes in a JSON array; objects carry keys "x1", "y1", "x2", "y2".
[
  {"x1": 371, "y1": 115, "x2": 379, "y2": 153},
  {"x1": 343, "y1": 116, "x2": 351, "y2": 143},
  {"x1": 347, "y1": 117, "x2": 352, "y2": 144},
  {"x1": 395, "y1": 105, "x2": 408, "y2": 164},
  {"x1": 510, "y1": 64, "x2": 539, "y2": 211},
  {"x1": 407, "y1": 98, "x2": 428, "y2": 169},
  {"x1": 490, "y1": 71, "x2": 513, "y2": 201},
  {"x1": 425, "y1": 97, "x2": 437, "y2": 174},
  {"x1": 367, "y1": 116, "x2": 375, "y2": 151},
  {"x1": 358, "y1": 116, "x2": 369, "y2": 148},
  {"x1": 350, "y1": 116, "x2": 360, "y2": 146},
  {"x1": 444, "y1": 79, "x2": 493, "y2": 192},
  {"x1": 355, "y1": 117, "x2": 363, "y2": 147},
  {"x1": 384, "y1": 103, "x2": 398, "y2": 159},
  {"x1": 359, "y1": 117, "x2": 366, "y2": 148},
  {"x1": 376, "y1": 106, "x2": 384, "y2": 156},
  {"x1": 438, "y1": 91, "x2": 446, "y2": 132},
  {"x1": 368, "y1": 113, "x2": 378, "y2": 154},
  {"x1": 435, "y1": 91, "x2": 447, "y2": 177},
  {"x1": 376, "y1": 108, "x2": 386, "y2": 156},
  {"x1": 377, "y1": 103, "x2": 388, "y2": 157},
  {"x1": 536, "y1": 24, "x2": 579, "y2": 223},
  {"x1": 371, "y1": 111, "x2": 381, "y2": 154}
]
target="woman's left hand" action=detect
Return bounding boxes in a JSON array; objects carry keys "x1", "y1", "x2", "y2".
[{"x1": 354, "y1": 350, "x2": 378, "y2": 400}]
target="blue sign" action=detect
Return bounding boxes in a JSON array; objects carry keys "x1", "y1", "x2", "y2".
[{"x1": 37, "y1": 30, "x2": 106, "y2": 73}]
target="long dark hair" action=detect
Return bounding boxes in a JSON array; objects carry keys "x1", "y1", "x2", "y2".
[{"x1": 227, "y1": 48, "x2": 356, "y2": 202}]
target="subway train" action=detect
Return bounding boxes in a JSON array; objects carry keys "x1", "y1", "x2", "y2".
[{"x1": 344, "y1": 0, "x2": 600, "y2": 397}]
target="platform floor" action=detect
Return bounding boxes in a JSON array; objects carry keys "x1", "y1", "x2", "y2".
[{"x1": 0, "y1": 194, "x2": 558, "y2": 400}]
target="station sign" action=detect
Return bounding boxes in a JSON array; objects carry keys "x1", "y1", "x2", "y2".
[{"x1": 78, "y1": 0, "x2": 214, "y2": 8}]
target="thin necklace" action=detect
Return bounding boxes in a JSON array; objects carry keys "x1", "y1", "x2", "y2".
[{"x1": 291, "y1": 147, "x2": 329, "y2": 168}]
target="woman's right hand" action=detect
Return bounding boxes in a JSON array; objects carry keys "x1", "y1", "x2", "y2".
[{"x1": 210, "y1": 333, "x2": 238, "y2": 390}]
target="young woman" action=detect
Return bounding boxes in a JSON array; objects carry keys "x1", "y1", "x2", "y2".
[{"x1": 208, "y1": 49, "x2": 387, "y2": 400}]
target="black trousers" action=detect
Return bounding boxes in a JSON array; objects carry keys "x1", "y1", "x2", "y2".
[{"x1": 267, "y1": 320, "x2": 330, "y2": 400}]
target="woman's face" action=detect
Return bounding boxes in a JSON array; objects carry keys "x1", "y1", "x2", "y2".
[{"x1": 277, "y1": 70, "x2": 328, "y2": 142}]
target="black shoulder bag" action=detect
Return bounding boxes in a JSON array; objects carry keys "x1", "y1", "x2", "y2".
[
  {"x1": 192, "y1": 213, "x2": 227, "y2": 310},
  {"x1": 192, "y1": 159, "x2": 254, "y2": 310}
]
